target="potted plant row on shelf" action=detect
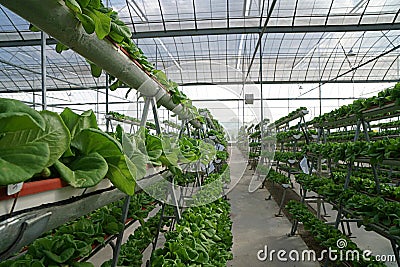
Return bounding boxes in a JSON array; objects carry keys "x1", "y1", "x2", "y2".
[{"x1": 311, "y1": 82, "x2": 400, "y2": 125}]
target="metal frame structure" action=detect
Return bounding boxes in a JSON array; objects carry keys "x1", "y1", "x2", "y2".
[{"x1": 0, "y1": 0, "x2": 400, "y2": 97}]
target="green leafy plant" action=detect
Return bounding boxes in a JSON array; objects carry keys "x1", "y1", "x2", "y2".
[
  {"x1": 273, "y1": 107, "x2": 308, "y2": 127},
  {"x1": 286, "y1": 201, "x2": 385, "y2": 266},
  {"x1": 0, "y1": 98, "x2": 70, "y2": 185},
  {"x1": 151, "y1": 198, "x2": 233, "y2": 267}
]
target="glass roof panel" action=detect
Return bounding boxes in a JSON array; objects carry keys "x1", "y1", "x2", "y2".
[{"x1": 0, "y1": 0, "x2": 399, "y2": 94}]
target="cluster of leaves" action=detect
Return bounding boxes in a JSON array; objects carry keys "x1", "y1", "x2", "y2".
[
  {"x1": 311, "y1": 82, "x2": 400, "y2": 124},
  {"x1": 266, "y1": 169, "x2": 290, "y2": 184},
  {"x1": 305, "y1": 138, "x2": 400, "y2": 163},
  {"x1": 102, "y1": 206, "x2": 174, "y2": 267},
  {"x1": 192, "y1": 164, "x2": 230, "y2": 206},
  {"x1": 48, "y1": 0, "x2": 201, "y2": 119},
  {"x1": 187, "y1": 137, "x2": 217, "y2": 166},
  {"x1": 208, "y1": 129, "x2": 227, "y2": 148},
  {"x1": 295, "y1": 173, "x2": 400, "y2": 241},
  {"x1": 249, "y1": 151, "x2": 260, "y2": 158},
  {"x1": 286, "y1": 201, "x2": 386, "y2": 266},
  {"x1": 295, "y1": 173, "x2": 343, "y2": 200},
  {"x1": 151, "y1": 198, "x2": 233, "y2": 266},
  {"x1": 274, "y1": 151, "x2": 304, "y2": 162},
  {"x1": 249, "y1": 130, "x2": 261, "y2": 139},
  {"x1": 276, "y1": 130, "x2": 303, "y2": 143},
  {"x1": 326, "y1": 129, "x2": 400, "y2": 142},
  {"x1": 372, "y1": 120, "x2": 400, "y2": 129},
  {"x1": 249, "y1": 141, "x2": 261, "y2": 147},
  {"x1": 344, "y1": 193, "x2": 400, "y2": 236},
  {"x1": 0, "y1": 192, "x2": 156, "y2": 266},
  {"x1": 162, "y1": 120, "x2": 180, "y2": 130},
  {"x1": 0, "y1": 98, "x2": 146, "y2": 196},
  {"x1": 331, "y1": 171, "x2": 400, "y2": 200},
  {"x1": 142, "y1": 129, "x2": 216, "y2": 178},
  {"x1": 0, "y1": 98, "x2": 70, "y2": 186},
  {"x1": 272, "y1": 107, "x2": 308, "y2": 127},
  {"x1": 108, "y1": 111, "x2": 157, "y2": 130},
  {"x1": 216, "y1": 150, "x2": 228, "y2": 161}
]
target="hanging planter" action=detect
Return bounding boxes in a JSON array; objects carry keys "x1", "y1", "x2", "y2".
[
  {"x1": 0, "y1": 178, "x2": 67, "y2": 201},
  {"x1": 0, "y1": 179, "x2": 113, "y2": 217}
]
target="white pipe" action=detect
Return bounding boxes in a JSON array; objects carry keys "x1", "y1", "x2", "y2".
[{"x1": 0, "y1": 0, "x2": 200, "y2": 127}]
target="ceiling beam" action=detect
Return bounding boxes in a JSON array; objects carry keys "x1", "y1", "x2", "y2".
[
  {"x1": 1, "y1": 79, "x2": 397, "y2": 95},
  {"x1": 131, "y1": 23, "x2": 400, "y2": 39},
  {"x1": 1, "y1": 23, "x2": 400, "y2": 47},
  {"x1": 0, "y1": 38, "x2": 58, "y2": 47}
]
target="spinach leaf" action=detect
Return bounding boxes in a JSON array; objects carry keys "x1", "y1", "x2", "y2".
[
  {"x1": 0, "y1": 97, "x2": 45, "y2": 132},
  {"x1": 54, "y1": 152, "x2": 108, "y2": 187}
]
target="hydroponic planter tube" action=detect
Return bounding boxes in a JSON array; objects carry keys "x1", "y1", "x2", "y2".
[
  {"x1": 0, "y1": 0, "x2": 201, "y2": 129},
  {"x1": 271, "y1": 108, "x2": 309, "y2": 129},
  {"x1": 0, "y1": 167, "x2": 165, "y2": 258},
  {"x1": 0, "y1": 179, "x2": 112, "y2": 216},
  {"x1": 0, "y1": 187, "x2": 125, "y2": 260}
]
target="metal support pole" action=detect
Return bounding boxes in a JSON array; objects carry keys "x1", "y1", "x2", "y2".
[
  {"x1": 390, "y1": 239, "x2": 400, "y2": 266},
  {"x1": 111, "y1": 195, "x2": 131, "y2": 267},
  {"x1": 259, "y1": 32, "x2": 264, "y2": 138},
  {"x1": 319, "y1": 83, "x2": 322, "y2": 116},
  {"x1": 106, "y1": 73, "x2": 109, "y2": 132},
  {"x1": 140, "y1": 98, "x2": 152, "y2": 126},
  {"x1": 151, "y1": 98, "x2": 162, "y2": 135},
  {"x1": 41, "y1": 31, "x2": 47, "y2": 110},
  {"x1": 275, "y1": 185, "x2": 289, "y2": 217}
]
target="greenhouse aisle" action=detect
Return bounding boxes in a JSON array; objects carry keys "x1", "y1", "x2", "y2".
[{"x1": 227, "y1": 147, "x2": 319, "y2": 267}]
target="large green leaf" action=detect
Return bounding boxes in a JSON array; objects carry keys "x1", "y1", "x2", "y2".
[
  {"x1": 54, "y1": 152, "x2": 108, "y2": 187},
  {"x1": 88, "y1": 0, "x2": 100, "y2": 8},
  {"x1": 72, "y1": 129, "x2": 136, "y2": 194},
  {"x1": 76, "y1": 12, "x2": 95, "y2": 34},
  {"x1": 65, "y1": 0, "x2": 82, "y2": 14},
  {"x1": 0, "y1": 111, "x2": 70, "y2": 167},
  {"x1": 83, "y1": 7, "x2": 111, "y2": 39},
  {"x1": 107, "y1": 155, "x2": 136, "y2": 195},
  {"x1": 129, "y1": 151, "x2": 147, "y2": 180},
  {"x1": 110, "y1": 21, "x2": 131, "y2": 40},
  {"x1": 55, "y1": 42, "x2": 69, "y2": 53},
  {"x1": 121, "y1": 131, "x2": 147, "y2": 179},
  {"x1": 60, "y1": 108, "x2": 98, "y2": 139},
  {"x1": 0, "y1": 143, "x2": 50, "y2": 185},
  {"x1": 72, "y1": 128, "x2": 122, "y2": 157},
  {"x1": 77, "y1": 0, "x2": 90, "y2": 8},
  {"x1": 146, "y1": 134, "x2": 163, "y2": 163},
  {"x1": 89, "y1": 62, "x2": 102, "y2": 77},
  {"x1": 0, "y1": 98, "x2": 45, "y2": 132}
]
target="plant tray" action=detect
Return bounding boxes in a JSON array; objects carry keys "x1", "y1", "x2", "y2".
[
  {"x1": 362, "y1": 101, "x2": 400, "y2": 120},
  {"x1": 105, "y1": 115, "x2": 141, "y2": 126},
  {"x1": 275, "y1": 110, "x2": 308, "y2": 129},
  {"x1": 0, "y1": 179, "x2": 113, "y2": 217}
]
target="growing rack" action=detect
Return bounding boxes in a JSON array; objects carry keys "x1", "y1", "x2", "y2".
[
  {"x1": 0, "y1": 0, "x2": 205, "y2": 264},
  {"x1": 263, "y1": 108, "x2": 310, "y2": 215},
  {"x1": 291, "y1": 98, "x2": 400, "y2": 266}
]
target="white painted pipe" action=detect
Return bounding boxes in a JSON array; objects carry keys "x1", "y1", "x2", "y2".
[{"x1": 0, "y1": 0, "x2": 201, "y2": 128}]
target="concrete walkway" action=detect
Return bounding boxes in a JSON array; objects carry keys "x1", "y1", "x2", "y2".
[{"x1": 227, "y1": 147, "x2": 319, "y2": 267}]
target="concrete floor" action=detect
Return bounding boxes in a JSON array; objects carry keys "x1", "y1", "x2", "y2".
[{"x1": 227, "y1": 147, "x2": 320, "y2": 267}]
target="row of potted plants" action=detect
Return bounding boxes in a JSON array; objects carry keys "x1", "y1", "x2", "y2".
[{"x1": 311, "y1": 82, "x2": 400, "y2": 125}]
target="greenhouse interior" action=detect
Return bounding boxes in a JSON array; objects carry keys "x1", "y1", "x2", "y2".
[{"x1": 1, "y1": 0, "x2": 400, "y2": 266}]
